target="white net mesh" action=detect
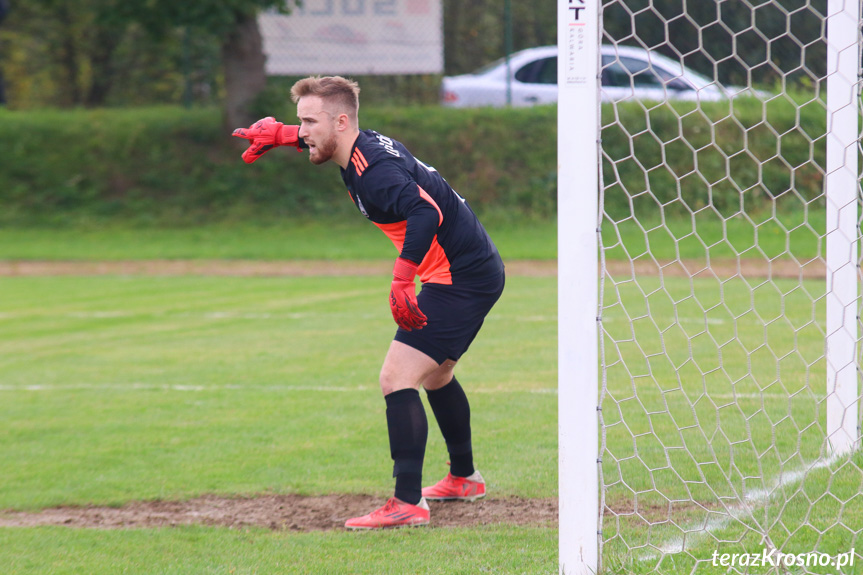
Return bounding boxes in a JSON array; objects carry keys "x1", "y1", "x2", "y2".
[{"x1": 597, "y1": 1, "x2": 862, "y2": 572}]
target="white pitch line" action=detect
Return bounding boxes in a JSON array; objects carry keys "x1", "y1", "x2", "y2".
[
  {"x1": 601, "y1": 391, "x2": 825, "y2": 401},
  {"x1": 0, "y1": 383, "x2": 371, "y2": 392},
  {"x1": 3, "y1": 311, "x2": 803, "y2": 327},
  {"x1": 0, "y1": 382, "x2": 557, "y2": 394},
  {"x1": 635, "y1": 453, "x2": 843, "y2": 563},
  {"x1": 0, "y1": 383, "x2": 822, "y2": 400},
  {"x1": 601, "y1": 316, "x2": 728, "y2": 325},
  {"x1": 0, "y1": 311, "x2": 316, "y2": 320},
  {"x1": 0, "y1": 311, "x2": 557, "y2": 322}
]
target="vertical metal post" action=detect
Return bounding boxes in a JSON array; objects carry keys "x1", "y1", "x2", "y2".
[
  {"x1": 182, "y1": 27, "x2": 193, "y2": 109},
  {"x1": 558, "y1": 1, "x2": 600, "y2": 573},
  {"x1": 504, "y1": 0, "x2": 513, "y2": 106},
  {"x1": 825, "y1": 0, "x2": 861, "y2": 456}
]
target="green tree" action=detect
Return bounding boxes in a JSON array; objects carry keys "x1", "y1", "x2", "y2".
[
  {"x1": 0, "y1": 0, "x2": 297, "y2": 125},
  {"x1": 0, "y1": 0, "x2": 129, "y2": 107},
  {"x1": 106, "y1": 0, "x2": 300, "y2": 127}
]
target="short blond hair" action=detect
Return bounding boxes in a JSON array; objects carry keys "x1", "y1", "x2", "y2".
[{"x1": 291, "y1": 76, "x2": 360, "y2": 120}]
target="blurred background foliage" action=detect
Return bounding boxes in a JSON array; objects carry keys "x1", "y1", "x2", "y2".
[
  {"x1": 0, "y1": 0, "x2": 825, "y2": 110},
  {"x1": 0, "y1": 0, "x2": 831, "y2": 224},
  {"x1": 0, "y1": 0, "x2": 556, "y2": 110}
]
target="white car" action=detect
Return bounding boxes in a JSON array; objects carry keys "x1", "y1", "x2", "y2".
[{"x1": 441, "y1": 45, "x2": 757, "y2": 107}]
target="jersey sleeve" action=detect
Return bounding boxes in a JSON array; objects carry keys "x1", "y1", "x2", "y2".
[
  {"x1": 359, "y1": 159, "x2": 442, "y2": 265},
  {"x1": 400, "y1": 195, "x2": 441, "y2": 264}
]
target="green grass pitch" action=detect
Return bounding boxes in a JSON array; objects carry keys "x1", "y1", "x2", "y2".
[
  {"x1": 0, "y1": 216, "x2": 858, "y2": 574},
  {"x1": 0, "y1": 274, "x2": 559, "y2": 574}
]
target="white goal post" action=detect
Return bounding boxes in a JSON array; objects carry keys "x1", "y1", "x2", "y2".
[
  {"x1": 557, "y1": 1, "x2": 601, "y2": 574},
  {"x1": 557, "y1": 0, "x2": 862, "y2": 573},
  {"x1": 824, "y1": 0, "x2": 859, "y2": 457}
]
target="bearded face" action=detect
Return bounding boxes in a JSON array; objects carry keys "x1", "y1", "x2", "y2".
[
  {"x1": 308, "y1": 130, "x2": 338, "y2": 165},
  {"x1": 297, "y1": 95, "x2": 345, "y2": 167}
]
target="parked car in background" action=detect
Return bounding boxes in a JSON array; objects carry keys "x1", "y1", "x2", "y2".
[{"x1": 441, "y1": 45, "x2": 758, "y2": 107}]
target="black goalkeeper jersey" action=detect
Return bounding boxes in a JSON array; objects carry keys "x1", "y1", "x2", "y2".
[{"x1": 340, "y1": 130, "x2": 503, "y2": 285}]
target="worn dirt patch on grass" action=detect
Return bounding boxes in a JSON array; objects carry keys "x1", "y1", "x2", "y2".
[{"x1": 0, "y1": 495, "x2": 558, "y2": 532}]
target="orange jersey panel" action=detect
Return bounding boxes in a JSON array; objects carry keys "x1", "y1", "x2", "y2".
[{"x1": 375, "y1": 222, "x2": 453, "y2": 285}]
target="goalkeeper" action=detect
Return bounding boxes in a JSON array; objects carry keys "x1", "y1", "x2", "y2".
[{"x1": 233, "y1": 76, "x2": 505, "y2": 530}]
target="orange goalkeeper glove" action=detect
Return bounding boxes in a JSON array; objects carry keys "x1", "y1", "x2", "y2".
[
  {"x1": 390, "y1": 257, "x2": 427, "y2": 331},
  {"x1": 232, "y1": 117, "x2": 302, "y2": 164}
]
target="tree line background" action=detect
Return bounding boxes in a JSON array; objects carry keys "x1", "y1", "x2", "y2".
[{"x1": 0, "y1": 0, "x2": 826, "y2": 121}]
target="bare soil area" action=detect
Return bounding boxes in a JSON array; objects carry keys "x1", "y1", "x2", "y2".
[{"x1": 0, "y1": 495, "x2": 558, "y2": 532}]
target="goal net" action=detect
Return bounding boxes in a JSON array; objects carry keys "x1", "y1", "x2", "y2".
[{"x1": 591, "y1": 1, "x2": 862, "y2": 572}]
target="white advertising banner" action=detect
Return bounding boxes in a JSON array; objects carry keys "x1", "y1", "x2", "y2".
[{"x1": 260, "y1": 0, "x2": 443, "y2": 75}]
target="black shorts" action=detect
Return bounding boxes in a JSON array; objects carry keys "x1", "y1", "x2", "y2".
[{"x1": 394, "y1": 271, "x2": 505, "y2": 365}]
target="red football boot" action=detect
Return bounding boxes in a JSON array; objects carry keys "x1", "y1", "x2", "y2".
[
  {"x1": 344, "y1": 497, "x2": 430, "y2": 530},
  {"x1": 422, "y1": 471, "x2": 486, "y2": 501}
]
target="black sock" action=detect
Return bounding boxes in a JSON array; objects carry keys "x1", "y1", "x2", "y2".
[
  {"x1": 385, "y1": 388, "x2": 427, "y2": 505},
  {"x1": 426, "y1": 377, "x2": 475, "y2": 478}
]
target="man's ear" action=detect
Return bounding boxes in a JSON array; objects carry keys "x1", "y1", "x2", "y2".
[{"x1": 336, "y1": 113, "x2": 350, "y2": 132}]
